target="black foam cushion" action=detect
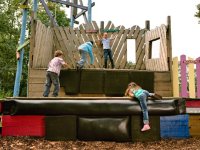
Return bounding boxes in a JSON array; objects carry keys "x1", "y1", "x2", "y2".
[
  {"x1": 3, "y1": 99, "x2": 185, "y2": 116},
  {"x1": 59, "y1": 70, "x2": 80, "y2": 94},
  {"x1": 80, "y1": 70, "x2": 104, "y2": 94},
  {"x1": 45, "y1": 115, "x2": 77, "y2": 140},
  {"x1": 78, "y1": 117, "x2": 131, "y2": 141}
]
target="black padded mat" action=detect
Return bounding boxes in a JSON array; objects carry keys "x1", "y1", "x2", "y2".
[
  {"x1": 105, "y1": 70, "x2": 130, "y2": 96},
  {"x1": 80, "y1": 70, "x2": 104, "y2": 94},
  {"x1": 78, "y1": 116, "x2": 131, "y2": 141},
  {"x1": 59, "y1": 70, "x2": 80, "y2": 94},
  {"x1": 129, "y1": 71, "x2": 154, "y2": 93},
  {"x1": 45, "y1": 115, "x2": 77, "y2": 141},
  {"x1": 131, "y1": 115, "x2": 160, "y2": 142}
]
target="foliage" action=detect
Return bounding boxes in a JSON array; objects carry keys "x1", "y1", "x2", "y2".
[
  {"x1": 0, "y1": 0, "x2": 21, "y2": 98},
  {"x1": 0, "y1": 0, "x2": 69, "y2": 98},
  {"x1": 195, "y1": 4, "x2": 200, "y2": 21}
]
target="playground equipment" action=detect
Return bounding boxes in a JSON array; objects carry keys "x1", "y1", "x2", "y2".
[
  {"x1": 1, "y1": 98, "x2": 186, "y2": 142},
  {"x1": 5, "y1": 0, "x2": 200, "y2": 142},
  {"x1": 173, "y1": 55, "x2": 200, "y2": 98},
  {"x1": 27, "y1": 17, "x2": 173, "y2": 97}
]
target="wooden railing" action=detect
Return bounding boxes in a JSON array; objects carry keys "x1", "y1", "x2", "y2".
[{"x1": 172, "y1": 55, "x2": 200, "y2": 98}]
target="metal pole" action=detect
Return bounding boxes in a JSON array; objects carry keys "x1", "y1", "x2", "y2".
[
  {"x1": 13, "y1": 3, "x2": 28, "y2": 97},
  {"x1": 88, "y1": 0, "x2": 92, "y2": 22},
  {"x1": 33, "y1": 0, "x2": 38, "y2": 18},
  {"x1": 70, "y1": 0, "x2": 74, "y2": 27}
]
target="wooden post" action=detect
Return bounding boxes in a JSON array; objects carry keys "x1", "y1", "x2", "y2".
[
  {"x1": 100, "y1": 21, "x2": 104, "y2": 34},
  {"x1": 167, "y1": 16, "x2": 172, "y2": 71},
  {"x1": 145, "y1": 20, "x2": 151, "y2": 59},
  {"x1": 167, "y1": 16, "x2": 173, "y2": 97},
  {"x1": 196, "y1": 57, "x2": 200, "y2": 98},
  {"x1": 188, "y1": 57, "x2": 196, "y2": 98},
  {"x1": 79, "y1": 0, "x2": 88, "y2": 23},
  {"x1": 180, "y1": 55, "x2": 188, "y2": 98},
  {"x1": 172, "y1": 57, "x2": 179, "y2": 97},
  {"x1": 145, "y1": 20, "x2": 150, "y2": 30}
]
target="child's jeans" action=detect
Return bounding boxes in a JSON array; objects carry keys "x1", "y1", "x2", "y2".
[
  {"x1": 77, "y1": 50, "x2": 87, "y2": 68},
  {"x1": 137, "y1": 90, "x2": 150, "y2": 124},
  {"x1": 104, "y1": 49, "x2": 114, "y2": 68},
  {"x1": 43, "y1": 71, "x2": 60, "y2": 97}
]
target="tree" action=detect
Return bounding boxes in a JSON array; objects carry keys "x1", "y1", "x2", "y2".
[
  {"x1": 0, "y1": 0, "x2": 21, "y2": 97},
  {"x1": 195, "y1": 4, "x2": 200, "y2": 21},
  {"x1": 37, "y1": 1, "x2": 70, "y2": 26}
]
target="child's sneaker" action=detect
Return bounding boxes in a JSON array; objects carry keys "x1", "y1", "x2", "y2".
[
  {"x1": 151, "y1": 93, "x2": 162, "y2": 100},
  {"x1": 141, "y1": 124, "x2": 151, "y2": 132}
]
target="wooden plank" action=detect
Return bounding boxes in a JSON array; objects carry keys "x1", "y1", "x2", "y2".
[
  {"x1": 104, "y1": 21, "x2": 112, "y2": 30},
  {"x1": 180, "y1": 55, "x2": 188, "y2": 97},
  {"x1": 159, "y1": 25, "x2": 168, "y2": 71},
  {"x1": 154, "y1": 72, "x2": 171, "y2": 81},
  {"x1": 65, "y1": 28, "x2": 80, "y2": 63},
  {"x1": 33, "y1": 22, "x2": 45, "y2": 67},
  {"x1": 154, "y1": 82, "x2": 172, "y2": 91},
  {"x1": 28, "y1": 87, "x2": 65, "y2": 97},
  {"x1": 116, "y1": 41, "x2": 127, "y2": 69},
  {"x1": 109, "y1": 25, "x2": 120, "y2": 54},
  {"x1": 172, "y1": 57, "x2": 179, "y2": 97},
  {"x1": 127, "y1": 25, "x2": 136, "y2": 39},
  {"x1": 29, "y1": 77, "x2": 46, "y2": 84},
  {"x1": 153, "y1": 90, "x2": 172, "y2": 97},
  {"x1": 113, "y1": 29, "x2": 129, "y2": 62},
  {"x1": 196, "y1": 57, "x2": 200, "y2": 98},
  {"x1": 188, "y1": 57, "x2": 196, "y2": 98},
  {"x1": 116, "y1": 26, "x2": 136, "y2": 69},
  {"x1": 29, "y1": 13, "x2": 36, "y2": 68},
  {"x1": 132, "y1": 26, "x2": 140, "y2": 39},
  {"x1": 29, "y1": 69, "x2": 46, "y2": 78},
  {"x1": 58, "y1": 27, "x2": 75, "y2": 67},
  {"x1": 135, "y1": 36, "x2": 145, "y2": 70}
]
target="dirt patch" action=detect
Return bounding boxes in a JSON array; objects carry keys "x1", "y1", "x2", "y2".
[{"x1": 0, "y1": 137, "x2": 200, "y2": 150}]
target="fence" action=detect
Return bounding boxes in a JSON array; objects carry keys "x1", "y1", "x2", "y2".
[{"x1": 172, "y1": 55, "x2": 200, "y2": 98}]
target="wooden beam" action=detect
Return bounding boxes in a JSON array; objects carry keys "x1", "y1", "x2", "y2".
[
  {"x1": 39, "y1": 0, "x2": 58, "y2": 26},
  {"x1": 78, "y1": 0, "x2": 88, "y2": 23},
  {"x1": 48, "y1": 0, "x2": 91, "y2": 10},
  {"x1": 74, "y1": 2, "x2": 95, "y2": 19},
  {"x1": 145, "y1": 20, "x2": 150, "y2": 30}
]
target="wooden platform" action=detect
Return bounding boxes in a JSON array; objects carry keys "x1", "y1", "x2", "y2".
[{"x1": 28, "y1": 68, "x2": 173, "y2": 97}]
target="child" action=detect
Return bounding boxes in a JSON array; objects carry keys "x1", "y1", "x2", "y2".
[
  {"x1": 77, "y1": 41, "x2": 94, "y2": 69},
  {"x1": 98, "y1": 32, "x2": 115, "y2": 69},
  {"x1": 43, "y1": 50, "x2": 69, "y2": 97},
  {"x1": 125, "y1": 82, "x2": 162, "y2": 131}
]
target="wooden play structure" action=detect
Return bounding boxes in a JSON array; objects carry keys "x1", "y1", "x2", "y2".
[{"x1": 28, "y1": 17, "x2": 173, "y2": 97}]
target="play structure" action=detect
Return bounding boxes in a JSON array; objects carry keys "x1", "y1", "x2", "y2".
[{"x1": 1, "y1": 0, "x2": 200, "y2": 142}]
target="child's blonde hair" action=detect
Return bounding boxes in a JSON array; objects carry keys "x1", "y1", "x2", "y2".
[
  {"x1": 124, "y1": 82, "x2": 140, "y2": 96},
  {"x1": 54, "y1": 50, "x2": 63, "y2": 57}
]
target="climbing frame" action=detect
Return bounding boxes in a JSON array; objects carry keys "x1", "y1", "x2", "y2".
[{"x1": 31, "y1": 21, "x2": 146, "y2": 69}]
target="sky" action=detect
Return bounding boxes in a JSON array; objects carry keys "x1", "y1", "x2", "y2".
[{"x1": 73, "y1": 0, "x2": 200, "y2": 59}]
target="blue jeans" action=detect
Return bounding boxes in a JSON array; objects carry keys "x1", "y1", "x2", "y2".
[
  {"x1": 137, "y1": 90, "x2": 150, "y2": 124},
  {"x1": 43, "y1": 71, "x2": 60, "y2": 97},
  {"x1": 104, "y1": 49, "x2": 114, "y2": 68},
  {"x1": 77, "y1": 50, "x2": 87, "y2": 68}
]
